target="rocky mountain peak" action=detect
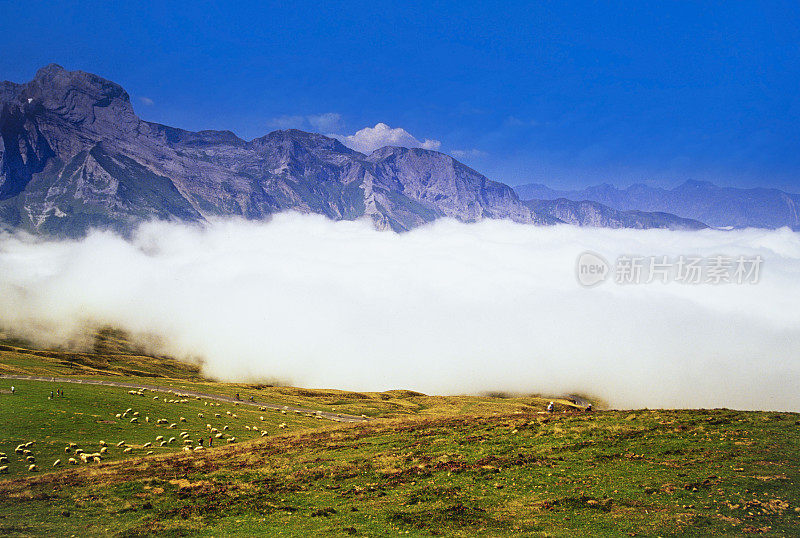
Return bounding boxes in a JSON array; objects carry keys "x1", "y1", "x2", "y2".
[
  {"x1": 15, "y1": 64, "x2": 136, "y2": 132},
  {"x1": 252, "y1": 129, "x2": 354, "y2": 154}
]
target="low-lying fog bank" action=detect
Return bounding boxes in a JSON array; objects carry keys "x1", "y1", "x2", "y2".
[{"x1": 1, "y1": 214, "x2": 798, "y2": 411}]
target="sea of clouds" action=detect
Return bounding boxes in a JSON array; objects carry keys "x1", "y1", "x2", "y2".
[{"x1": 1, "y1": 213, "x2": 798, "y2": 410}]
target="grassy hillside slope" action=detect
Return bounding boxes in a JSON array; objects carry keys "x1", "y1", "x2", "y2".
[
  {"x1": 0, "y1": 336, "x2": 797, "y2": 536},
  {"x1": 1, "y1": 407, "x2": 798, "y2": 536}
]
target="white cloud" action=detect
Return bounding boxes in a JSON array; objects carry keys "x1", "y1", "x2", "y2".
[
  {"x1": 268, "y1": 112, "x2": 343, "y2": 132},
  {"x1": 307, "y1": 112, "x2": 342, "y2": 132},
  {"x1": 267, "y1": 115, "x2": 307, "y2": 129},
  {"x1": 333, "y1": 123, "x2": 442, "y2": 154},
  {"x1": 138, "y1": 97, "x2": 154, "y2": 106},
  {"x1": 0, "y1": 216, "x2": 799, "y2": 411},
  {"x1": 504, "y1": 116, "x2": 540, "y2": 128},
  {"x1": 451, "y1": 149, "x2": 488, "y2": 159}
]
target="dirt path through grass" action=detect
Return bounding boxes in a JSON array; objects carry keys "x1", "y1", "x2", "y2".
[{"x1": 0, "y1": 374, "x2": 368, "y2": 423}]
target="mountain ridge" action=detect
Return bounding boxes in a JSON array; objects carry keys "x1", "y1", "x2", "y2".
[
  {"x1": 1, "y1": 64, "x2": 706, "y2": 236},
  {"x1": 514, "y1": 181, "x2": 800, "y2": 230}
]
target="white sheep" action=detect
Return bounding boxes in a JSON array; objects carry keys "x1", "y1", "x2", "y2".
[
  {"x1": 160, "y1": 441, "x2": 167, "y2": 447},
  {"x1": 28, "y1": 464, "x2": 38, "y2": 472},
  {"x1": 179, "y1": 417, "x2": 186, "y2": 422},
  {"x1": 223, "y1": 425, "x2": 230, "y2": 431},
  {"x1": 215, "y1": 413, "x2": 221, "y2": 418},
  {"x1": 155, "y1": 435, "x2": 164, "y2": 442},
  {"x1": 116, "y1": 441, "x2": 126, "y2": 447},
  {"x1": 278, "y1": 423, "x2": 287, "y2": 429},
  {"x1": 100, "y1": 447, "x2": 108, "y2": 454},
  {"x1": 182, "y1": 446, "x2": 192, "y2": 453},
  {"x1": 198, "y1": 413, "x2": 204, "y2": 418},
  {"x1": 143, "y1": 442, "x2": 152, "y2": 448},
  {"x1": 0, "y1": 466, "x2": 8, "y2": 473},
  {"x1": 52, "y1": 459, "x2": 62, "y2": 467},
  {"x1": 168, "y1": 437, "x2": 176, "y2": 444},
  {"x1": 68, "y1": 458, "x2": 78, "y2": 465},
  {"x1": 123, "y1": 447, "x2": 132, "y2": 454},
  {"x1": 130, "y1": 417, "x2": 139, "y2": 423},
  {"x1": 227, "y1": 437, "x2": 236, "y2": 443}
]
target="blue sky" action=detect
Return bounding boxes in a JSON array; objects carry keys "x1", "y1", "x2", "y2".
[{"x1": 2, "y1": 1, "x2": 799, "y2": 191}]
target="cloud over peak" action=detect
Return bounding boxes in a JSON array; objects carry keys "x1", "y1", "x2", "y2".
[
  {"x1": 451, "y1": 149, "x2": 488, "y2": 159},
  {"x1": 333, "y1": 123, "x2": 442, "y2": 154},
  {"x1": 268, "y1": 112, "x2": 343, "y2": 132}
]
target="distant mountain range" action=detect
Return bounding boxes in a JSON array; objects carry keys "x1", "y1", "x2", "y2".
[
  {"x1": 3, "y1": 64, "x2": 775, "y2": 237},
  {"x1": 514, "y1": 181, "x2": 800, "y2": 230}
]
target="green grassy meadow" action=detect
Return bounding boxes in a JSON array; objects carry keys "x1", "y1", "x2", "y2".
[
  {"x1": 0, "y1": 336, "x2": 798, "y2": 536},
  {"x1": 0, "y1": 379, "x2": 323, "y2": 480}
]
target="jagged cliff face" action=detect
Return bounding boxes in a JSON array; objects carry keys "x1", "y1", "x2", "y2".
[
  {"x1": 0, "y1": 65, "x2": 551, "y2": 236},
  {"x1": 0, "y1": 65, "x2": 203, "y2": 235}
]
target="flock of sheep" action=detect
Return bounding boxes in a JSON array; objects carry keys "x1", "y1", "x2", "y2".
[{"x1": 0, "y1": 386, "x2": 310, "y2": 475}]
